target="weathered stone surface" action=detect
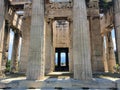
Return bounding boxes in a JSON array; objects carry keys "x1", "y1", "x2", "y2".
[
  {"x1": 2, "y1": 22, "x2": 10, "y2": 71},
  {"x1": 11, "y1": 32, "x2": 20, "y2": 73},
  {"x1": 114, "y1": 0, "x2": 120, "y2": 64},
  {"x1": 45, "y1": 20, "x2": 53, "y2": 74},
  {"x1": 90, "y1": 17, "x2": 104, "y2": 72},
  {"x1": 0, "y1": 0, "x2": 119, "y2": 82},
  {"x1": 73, "y1": 0, "x2": 92, "y2": 80},
  {"x1": 0, "y1": 77, "x2": 117, "y2": 89},
  {"x1": 105, "y1": 32, "x2": 116, "y2": 72},
  {"x1": 0, "y1": 0, "x2": 5, "y2": 76},
  {"x1": 19, "y1": 17, "x2": 31, "y2": 73},
  {"x1": 26, "y1": 0, "x2": 45, "y2": 80}
]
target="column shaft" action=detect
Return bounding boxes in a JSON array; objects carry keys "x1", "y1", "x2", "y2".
[
  {"x1": 103, "y1": 36, "x2": 108, "y2": 72},
  {"x1": 2, "y1": 22, "x2": 10, "y2": 70},
  {"x1": 0, "y1": 0, "x2": 5, "y2": 76},
  {"x1": 106, "y1": 32, "x2": 116, "y2": 72},
  {"x1": 73, "y1": 0, "x2": 92, "y2": 80},
  {"x1": 11, "y1": 32, "x2": 20, "y2": 73},
  {"x1": 19, "y1": 17, "x2": 31, "y2": 73},
  {"x1": 114, "y1": 0, "x2": 120, "y2": 64},
  {"x1": 89, "y1": 17, "x2": 104, "y2": 72},
  {"x1": 26, "y1": 0, "x2": 45, "y2": 80},
  {"x1": 45, "y1": 20, "x2": 53, "y2": 74},
  {"x1": 69, "y1": 21, "x2": 73, "y2": 72}
]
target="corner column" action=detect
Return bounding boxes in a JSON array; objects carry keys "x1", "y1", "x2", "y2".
[
  {"x1": 26, "y1": 0, "x2": 45, "y2": 80},
  {"x1": 0, "y1": 0, "x2": 5, "y2": 76},
  {"x1": 73, "y1": 0, "x2": 92, "y2": 80}
]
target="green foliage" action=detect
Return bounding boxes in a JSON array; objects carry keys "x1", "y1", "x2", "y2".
[
  {"x1": 113, "y1": 64, "x2": 120, "y2": 73},
  {"x1": 6, "y1": 60, "x2": 11, "y2": 72},
  {"x1": 99, "y1": 0, "x2": 113, "y2": 13}
]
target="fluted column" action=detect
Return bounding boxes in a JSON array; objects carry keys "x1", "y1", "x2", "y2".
[
  {"x1": 19, "y1": 17, "x2": 31, "y2": 73},
  {"x1": 0, "y1": 0, "x2": 5, "y2": 76},
  {"x1": 2, "y1": 22, "x2": 10, "y2": 70},
  {"x1": 26, "y1": 0, "x2": 45, "y2": 80},
  {"x1": 69, "y1": 21, "x2": 73, "y2": 72},
  {"x1": 114, "y1": 0, "x2": 120, "y2": 64},
  {"x1": 45, "y1": 20, "x2": 53, "y2": 74},
  {"x1": 73, "y1": 0, "x2": 92, "y2": 80},
  {"x1": 11, "y1": 32, "x2": 20, "y2": 73},
  {"x1": 106, "y1": 32, "x2": 116, "y2": 72},
  {"x1": 89, "y1": 17, "x2": 104, "y2": 72},
  {"x1": 103, "y1": 36, "x2": 108, "y2": 72}
]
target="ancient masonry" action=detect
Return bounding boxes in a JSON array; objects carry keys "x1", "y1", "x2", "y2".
[{"x1": 0, "y1": 0, "x2": 118, "y2": 81}]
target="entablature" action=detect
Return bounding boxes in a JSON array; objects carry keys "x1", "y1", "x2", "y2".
[{"x1": 45, "y1": 2, "x2": 73, "y2": 18}]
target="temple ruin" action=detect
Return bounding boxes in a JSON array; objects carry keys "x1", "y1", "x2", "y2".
[{"x1": 0, "y1": 0, "x2": 120, "y2": 89}]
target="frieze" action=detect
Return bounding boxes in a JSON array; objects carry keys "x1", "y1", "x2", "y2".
[{"x1": 46, "y1": 2, "x2": 73, "y2": 10}]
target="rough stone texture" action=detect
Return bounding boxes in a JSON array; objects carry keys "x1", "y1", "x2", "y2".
[
  {"x1": 53, "y1": 20, "x2": 70, "y2": 48},
  {"x1": 114, "y1": 0, "x2": 120, "y2": 64},
  {"x1": 103, "y1": 40, "x2": 109, "y2": 72},
  {"x1": 26, "y1": 0, "x2": 45, "y2": 80},
  {"x1": 0, "y1": 0, "x2": 118, "y2": 82},
  {"x1": 2, "y1": 22, "x2": 10, "y2": 71},
  {"x1": 90, "y1": 17, "x2": 104, "y2": 72},
  {"x1": 69, "y1": 21, "x2": 73, "y2": 73},
  {"x1": 11, "y1": 32, "x2": 20, "y2": 73},
  {"x1": 19, "y1": 17, "x2": 31, "y2": 73},
  {"x1": 0, "y1": 0, "x2": 5, "y2": 76},
  {"x1": 0, "y1": 77, "x2": 117, "y2": 89},
  {"x1": 73, "y1": 0, "x2": 92, "y2": 80},
  {"x1": 105, "y1": 32, "x2": 116, "y2": 72},
  {"x1": 45, "y1": 20, "x2": 53, "y2": 74},
  {"x1": 88, "y1": 1, "x2": 104, "y2": 73}
]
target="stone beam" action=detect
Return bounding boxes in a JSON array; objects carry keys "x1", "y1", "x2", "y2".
[
  {"x1": 26, "y1": 0, "x2": 45, "y2": 80},
  {"x1": 73, "y1": 0, "x2": 92, "y2": 80}
]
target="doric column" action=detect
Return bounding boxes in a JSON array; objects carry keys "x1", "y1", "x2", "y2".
[
  {"x1": 88, "y1": 0, "x2": 104, "y2": 72},
  {"x1": 0, "y1": 0, "x2": 5, "y2": 76},
  {"x1": 2, "y1": 22, "x2": 10, "y2": 71},
  {"x1": 45, "y1": 20, "x2": 53, "y2": 74},
  {"x1": 19, "y1": 17, "x2": 31, "y2": 73},
  {"x1": 89, "y1": 16, "x2": 104, "y2": 72},
  {"x1": 69, "y1": 21, "x2": 73, "y2": 72},
  {"x1": 11, "y1": 32, "x2": 20, "y2": 73},
  {"x1": 106, "y1": 32, "x2": 116, "y2": 72},
  {"x1": 73, "y1": 0, "x2": 92, "y2": 80},
  {"x1": 26, "y1": 0, "x2": 45, "y2": 80},
  {"x1": 51, "y1": 47, "x2": 55, "y2": 72},
  {"x1": 114, "y1": 0, "x2": 120, "y2": 64},
  {"x1": 103, "y1": 36, "x2": 108, "y2": 72}
]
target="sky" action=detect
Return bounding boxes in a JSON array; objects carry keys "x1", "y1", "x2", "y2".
[
  {"x1": 111, "y1": 29, "x2": 116, "y2": 51},
  {"x1": 8, "y1": 29, "x2": 22, "y2": 60},
  {"x1": 8, "y1": 30, "x2": 14, "y2": 60}
]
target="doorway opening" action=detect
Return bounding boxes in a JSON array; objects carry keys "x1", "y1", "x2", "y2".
[{"x1": 55, "y1": 48, "x2": 69, "y2": 71}]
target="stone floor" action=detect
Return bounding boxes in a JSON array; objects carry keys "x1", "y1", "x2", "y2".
[{"x1": 0, "y1": 72, "x2": 120, "y2": 89}]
